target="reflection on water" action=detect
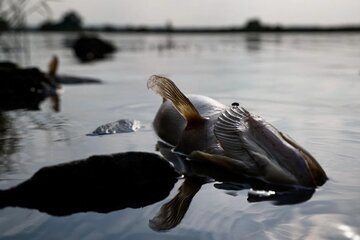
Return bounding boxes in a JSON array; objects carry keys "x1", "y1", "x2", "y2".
[
  {"x1": 245, "y1": 33, "x2": 262, "y2": 52},
  {"x1": 157, "y1": 34, "x2": 176, "y2": 52},
  {"x1": 0, "y1": 144, "x2": 316, "y2": 232},
  {"x1": 0, "y1": 113, "x2": 19, "y2": 174},
  {"x1": 151, "y1": 142, "x2": 317, "y2": 231},
  {"x1": 0, "y1": 32, "x2": 359, "y2": 239},
  {"x1": 150, "y1": 176, "x2": 204, "y2": 231},
  {"x1": 0, "y1": 152, "x2": 178, "y2": 216},
  {"x1": 157, "y1": 141, "x2": 316, "y2": 201},
  {"x1": 0, "y1": 113, "x2": 19, "y2": 156}
]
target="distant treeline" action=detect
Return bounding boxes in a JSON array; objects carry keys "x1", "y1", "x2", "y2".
[
  {"x1": 1, "y1": 10, "x2": 360, "y2": 33},
  {"x1": 85, "y1": 25, "x2": 360, "y2": 33}
]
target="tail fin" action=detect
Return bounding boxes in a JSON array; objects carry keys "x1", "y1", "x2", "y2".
[
  {"x1": 147, "y1": 75, "x2": 204, "y2": 123},
  {"x1": 149, "y1": 177, "x2": 203, "y2": 231}
]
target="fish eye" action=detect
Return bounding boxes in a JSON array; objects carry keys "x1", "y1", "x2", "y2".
[{"x1": 231, "y1": 102, "x2": 239, "y2": 107}]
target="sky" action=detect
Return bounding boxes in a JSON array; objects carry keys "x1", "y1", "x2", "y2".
[{"x1": 28, "y1": 0, "x2": 360, "y2": 27}]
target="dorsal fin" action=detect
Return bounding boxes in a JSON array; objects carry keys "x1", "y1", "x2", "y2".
[
  {"x1": 147, "y1": 75, "x2": 204, "y2": 123},
  {"x1": 48, "y1": 55, "x2": 59, "y2": 82}
]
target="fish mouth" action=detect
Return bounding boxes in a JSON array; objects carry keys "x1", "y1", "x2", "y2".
[
  {"x1": 279, "y1": 132, "x2": 327, "y2": 186},
  {"x1": 213, "y1": 105, "x2": 327, "y2": 187}
]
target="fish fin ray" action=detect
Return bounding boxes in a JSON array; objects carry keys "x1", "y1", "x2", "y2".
[
  {"x1": 149, "y1": 177, "x2": 202, "y2": 231},
  {"x1": 147, "y1": 75, "x2": 204, "y2": 123},
  {"x1": 48, "y1": 55, "x2": 59, "y2": 81},
  {"x1": 214, "y1": 106, "x2": 257, "y2": 165}
]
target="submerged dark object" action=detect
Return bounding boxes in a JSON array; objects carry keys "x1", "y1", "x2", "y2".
[
  {"x1": 0, "y1": 59, "x2": 59, "y2": 111},
  {"x1": 55, "y1": 74, "x2": 102, "y2": 84},
  {"x1": 0, "y1": 152, "x2": 178, "y2": 216},
  {"x1": 72, "y1": 35, "x2": 117, "y2": 62},
  {"x1": 0, "y1": 57, "x2": 103, "y2": 110},
  {"x1": 148, "y1": 75, "x2": 327, "y2": 188}
]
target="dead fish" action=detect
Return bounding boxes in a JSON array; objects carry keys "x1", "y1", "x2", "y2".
[{"x1": 148, "y1": 75, "x2": 327, "y2": 188}]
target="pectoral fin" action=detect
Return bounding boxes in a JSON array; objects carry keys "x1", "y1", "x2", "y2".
[
  {"x1": 213, "y1": 107, "x2": 298, "y2": 185},
  {"x1": 147, "y1": 75, "x2": 204, "y2": 123},
  {"x1": 191, "y1": 151, "x2": 297, "y2": 186},
  {"x1": 190, "y1": 151, "x2": 257, "y2": 177},
  {"x1": 214, "y1": 106, "x2": 258, "y2": 168}
]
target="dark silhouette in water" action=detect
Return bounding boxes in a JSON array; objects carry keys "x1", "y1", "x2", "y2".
[
  {"x1": 0, "y1": 152, "x2": 179, "y2": 216},
  {"x1": 0, "y1": 57, "x2": 59, "y2": 111},
  {"x1": 0, "y1": 56, "x2": 104, "y2": 111},
  {"x1": 0, "y1": 67, "x2": 50, "y2": 110},
  {"x1": 54, "y1": 74, "x2": 102, "y2": 84},
  {"x1": 0, "y1": 144, "x2": 315, "y2": 231},
  {"x1": 72, "y1": 35, "x2": 117, "y2": 62}
]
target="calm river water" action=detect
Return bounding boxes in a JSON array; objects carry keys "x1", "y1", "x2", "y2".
[{"x1": 0, "y1": 32, "x2": 359, "y2": 239}]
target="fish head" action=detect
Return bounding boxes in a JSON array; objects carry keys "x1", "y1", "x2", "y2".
[{"x1": 213, "y1": 105, "x2": 327, "y2": 187}]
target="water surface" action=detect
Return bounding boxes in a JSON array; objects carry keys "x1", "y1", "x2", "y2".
[{"x1": 0, "y1": 33, "x2": 359, "y2": 239}]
